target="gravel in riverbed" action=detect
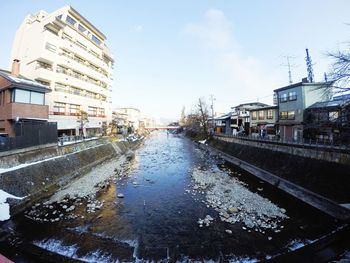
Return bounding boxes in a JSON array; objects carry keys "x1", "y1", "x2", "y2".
[{"x1": 191, "y1": 167, "x2": 288, "y2": 233}]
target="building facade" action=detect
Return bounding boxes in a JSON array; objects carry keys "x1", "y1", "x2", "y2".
[
  {"x1": 230, "y1": 102, "x2": 268, "y2": 135},
  {"x1": 304, "y1": 95, "x2": 350, "y2": 144},
  {"x1": 250, "y1": 105, "x2": 278, "y2": 138},
  {"x1": 0, "y1": 61, "x2": 57, "y2": 151},
  {"x1": 113, "y1": 107, "x2": 141, "y2": 133},
  {"x1": 0, "y1": 61, "x2": 52, "y2": 136},
  {"x1": 274, "y1": 80, "x2": 330, "y2": 141},
  {"x1": 10, "y1": 6, "x2": 114, "y2": 136}
]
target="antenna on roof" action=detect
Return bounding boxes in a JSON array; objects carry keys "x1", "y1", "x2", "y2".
[
  {"x1": 305, "y1": 48, "x2": 314, "y2": 83},
  {"x1": 280, "y1": 55, "x2": 297, "y2": 84}
]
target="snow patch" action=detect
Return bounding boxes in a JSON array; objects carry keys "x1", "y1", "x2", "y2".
[
  {"x1": 0, "y1": 143, "x2": 104, "y2": 174},
  {"x1": 286, "y1": 239, "x2": 312, "y2": 251},
  {"x1": 198, "y1": 139, "x2": 207, "y2": 144},
  {"x1": 0, "y1": 189, "x2": 25, "y2": 221}
]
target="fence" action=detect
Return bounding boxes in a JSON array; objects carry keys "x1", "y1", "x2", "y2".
[
  {"x1": 0, "y1": 122, "x2": 58, "y2": 152},
  {"x1": 57, "y1": 135, "x2": 98, "y2": 146},
  {"x1": 214, "y1": 133, "x2": 350, "y2": 152}
]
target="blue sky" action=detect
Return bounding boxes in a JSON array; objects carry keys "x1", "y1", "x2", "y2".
[{"x1": 0, "y1": 1, "x2": 349, "y2": 120}]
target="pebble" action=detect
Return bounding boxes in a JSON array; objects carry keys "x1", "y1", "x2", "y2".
[{"x1": 117, "y1": 193, "x2": 125, "y2": 198}]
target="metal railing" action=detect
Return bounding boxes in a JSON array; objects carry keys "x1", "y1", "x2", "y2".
[
  {"x1": 214, "y1": 133, "x2": 350, "y2": 152},
  {"x1": 57, "y1": 135, "x2": 98, "y2": 146}
]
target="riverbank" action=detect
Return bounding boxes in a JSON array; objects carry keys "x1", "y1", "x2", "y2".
[
  {"x1": 208, "y1": 136, "x2": 350, "y2": 204},
  {"x1": 0, "y1": 136, "x2": 145, "y2": 222}
]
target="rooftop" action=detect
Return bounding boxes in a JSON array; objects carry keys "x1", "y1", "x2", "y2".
[
  {"x1": 307, "y1": 95, "x2": 350, "y2": 109},
  {"x1": 0, "y1": 69, "x2": 51, "y2": 93},
  {"x1": 273, "y1": 80, "x2": 333, "y2": 93}
]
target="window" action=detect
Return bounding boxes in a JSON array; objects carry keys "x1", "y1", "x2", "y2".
[
  {"x1": 267, "y1": 109, "x2": 274, "y2": 119},
  {"x1": 12, "y1": 89, "x2": 44, "y2": 105},
  {"x1": 258, "y1": 110, "x2": 265, "y2": 120},
  {"x1": 35, "y1": 79, "x2": 50, "y2": 87},
  {"x1": 12, "y1": 89, "x2": 30, "y2": 103},
  {"x1": 55, "y1": 83, "x2": 66, "y2": 92},
  {"x1": 56, "y1": 65, "x2": 68, "y2": 74},
  {"x1": 70, "y1": 86, "x2": 82, "y2": 95},
  {"x1": 45, "y1": 42, "x2": 56, "y2": 53},
  {"x1": 280, "y1": 111, "x2": 288, "y2": 120},
  {"x1": 69, "y1": 104, "x2": 80, "y2": 114},
  {"x1": 288, "y1": 91, "x2": 297, "y2": 101},
  {"x1": 36, "y1": 61, "x2": 52, "y2": 71},
  {"x1": 76, "y1": 40, "x2": 87, "y2": 50},
  {"x1": 56, "y1": 15, "x2": 62, "y2": 20},
  {"x1": 72, "y1": 70, "x2": 84, "y2": 80},
  {"x1": 98, "y1": 108, "x2": 105, "y2": 116},
  {"x1": 53, "y1": 102, "x2": 66, "y2": 114},
  {"x1": 251, "y1": 111, "x2": 257, "y2": 120},
  {"x1": 62, "y1": 33, "x2": 73, "y2": 41},
  {"x1": 66, "y1": 15, "x2": 76, "y2": 26},
  {"x1": 273, "y1": 93, "x2": 278, "y2": 105},
  {"x1": 329, "y1": 111, "x2": 339, "y2": 121},
  {"x1": 88, "y1": 106, "x2": 98, "y2": 116},
  {"x1": 287, "y1": 111, "x2": 295, "y2": 120},
  {"x1": 45, "y1": 26, "x2": 59, "y2": 36},
  {"x1": 78, "y1": 24, "x2": 86, "y2": 33},
  {"x1": 91, "y1": 35, "x2": 101, "y2": 46},
  {"x1": 73, "y1": 55, "x2": 85, "y2": 64},
  {"x1": 31, "y1": 92, "x2": 44, "y2": 105},
  {"x1": 279, "y1": 93, "x2": 288, "y2": 103},
  {"x1": 89, "y1": 49, "x2": 100, "y2": 58}
]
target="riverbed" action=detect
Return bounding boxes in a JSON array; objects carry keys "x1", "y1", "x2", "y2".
[{"x1": 1, "y1": 131, "x2": 338, "y2": 262}]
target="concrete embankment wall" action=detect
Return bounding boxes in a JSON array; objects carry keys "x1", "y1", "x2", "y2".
[
  {"x1": 0, "y1": 138, "x2": 110, "y2": 169},
  {"x1": 215, "y1": 136, "x2": 350, "y2": 165},
  {"x1": 210, "y1": 137, "x2": 350, "y2": 203},
  {"x1": 0, "y1": 140, "x2": 131, "y2": 214}
]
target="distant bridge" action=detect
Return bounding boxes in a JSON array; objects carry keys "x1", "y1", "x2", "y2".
[{"x1": 145, "y1": 126, "x2": 180, "y2": 131}]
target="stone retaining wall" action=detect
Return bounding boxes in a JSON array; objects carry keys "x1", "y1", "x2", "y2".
[{"x1": 0, "y1": 140, "x2": 131, "y2": 215}]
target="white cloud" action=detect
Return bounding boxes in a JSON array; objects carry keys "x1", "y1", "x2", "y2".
[
  {"x1": 185, "y1": 9, "x2": 282, "y2": 108},
  {"x1": 133, "y1": 25, "x2": 143, "y2": 32}
]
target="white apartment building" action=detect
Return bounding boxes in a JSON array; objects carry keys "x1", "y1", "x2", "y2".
[{"x1": 10, "y1": 5, "x2": 114, "y2": 136}]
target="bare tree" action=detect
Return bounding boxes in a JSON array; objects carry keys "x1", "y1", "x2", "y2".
[
  {"x1": 179, "y1": 106, "x2": 186, "y2": 126},
  {"x1": 196, "y1": 98, "x2": 209, "y2": 135},
  {"x1": 325, "y1": 48, "x2": 350, "y2": 94},
  {"x1": 185, "y1": 97, "x2": 209, "y2": 137}
]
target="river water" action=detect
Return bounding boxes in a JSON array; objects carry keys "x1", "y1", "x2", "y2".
[{"x1": 2, "y1": 131, "x2": 338, "y2": 262}]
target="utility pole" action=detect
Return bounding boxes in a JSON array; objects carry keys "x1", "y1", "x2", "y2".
[{"x1": 209, "y1": 94, "x2": 215, "y2": 132}]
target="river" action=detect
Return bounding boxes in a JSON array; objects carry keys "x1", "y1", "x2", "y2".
[{"x1": 1, "y1": 131, "x2": 338, "y2": 262}]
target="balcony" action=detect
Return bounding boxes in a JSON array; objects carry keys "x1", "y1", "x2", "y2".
[{"x1": 61, "y1": 38, "x2": 108, "y2": 70}]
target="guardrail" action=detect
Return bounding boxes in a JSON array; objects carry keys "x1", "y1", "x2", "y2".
[{"x1": 57, "y1": 135, "x2": 98, "y2": 146}]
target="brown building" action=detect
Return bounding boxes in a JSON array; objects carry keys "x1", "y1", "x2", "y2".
[{"x1": 0, "y1": 60, "x2": 51, "y2": 137}]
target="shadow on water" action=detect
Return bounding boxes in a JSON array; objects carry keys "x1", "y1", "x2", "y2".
[{"x1": 1, "y1": 131, "x2": 340, "y2": 262}]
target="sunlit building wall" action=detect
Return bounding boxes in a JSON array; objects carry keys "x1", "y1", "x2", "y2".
[{"x1": 10, "y1": 5, "x2": 114, "y2": 136}]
